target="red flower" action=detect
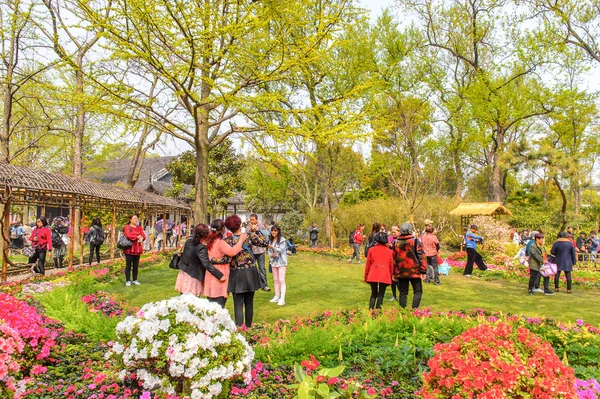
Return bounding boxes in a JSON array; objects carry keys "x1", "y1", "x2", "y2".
[{"x1": 300, "y1": 355, "x2": 320, "y2": 370}]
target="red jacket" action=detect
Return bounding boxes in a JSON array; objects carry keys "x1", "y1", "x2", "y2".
[
  {"x1": 123, "y1": 224, "x2": 146, "y2": 256},
  {"x1": 393, "y1": 234, "x2": 427, "y2": 279},
  {"x1": 30, "y1": 227, "x2": 53, "y2": 251},
  {"x1": 364, "y1": 244, "x2": 393, "y2": 284}
]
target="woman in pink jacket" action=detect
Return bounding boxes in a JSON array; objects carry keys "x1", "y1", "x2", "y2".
[
  {"x1": 204, "y1": 219, "x2": 246, "y2": 307},
  {"x1": 364, "y1": 232, "x2": 394, "y2": 310}
]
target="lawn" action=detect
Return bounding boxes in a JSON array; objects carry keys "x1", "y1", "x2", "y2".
[{"x1": 101, "y1": 252, "x2": 600, "y2": 326}]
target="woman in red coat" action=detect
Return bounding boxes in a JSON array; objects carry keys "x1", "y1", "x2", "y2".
[
  {"x1": 364, "y1": 232, "x2": 394, "y2": 309},
  {"x1": 123, "y1": 214, "x2": 146, "y2": 286},
  {"x1": 28, "y1": 217, "x2": 53, "y2": 276}
]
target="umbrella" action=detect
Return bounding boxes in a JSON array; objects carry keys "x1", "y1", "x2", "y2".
[{"x1": 154, "y1": 219, "x2": 175, "y2": 233}]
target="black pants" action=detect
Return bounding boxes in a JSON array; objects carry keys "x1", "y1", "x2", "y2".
[
  {"x1": 554, "y1": 270, "x2": 572, "y2": 291},
  {"x1": 369, "y1": 282, "x2": 388, "y2": 309},
  {"x1": 391, "y1": 281, "x2": 397, "y2": 298},
  {"x1": 89, "y1": 243, "x2": 101, "y2": 265},
  {"x1": 464, "y1": 248, "x2": 487, "y2": 275},
  {"x1": 208, "y1": 296, "x2": 228, "y2": 308},
  {"x1": 29, "y1": 248, "x2": 47, "y2": 275},
  {"x1": 233, "y1": 292, "x2": 255, "y2": 326},
  {"x1": 397, "y1": 278, "x2": 423, "y2": 309},
  {"x1": 528, "y1": 269, "x2": 549, "y2": 292},
  {"x1": 125, "y1": 254, "x2": 140, "y2": 282},
  {"x1": 53, "y1": 256, "x2": 64, "y2": 269}
]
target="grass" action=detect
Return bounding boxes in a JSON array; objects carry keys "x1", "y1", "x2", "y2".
[{"x1": 97, "y1": 252, "x2": 600, "y2": 327}]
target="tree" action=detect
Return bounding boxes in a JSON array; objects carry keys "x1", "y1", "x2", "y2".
[
  {"x1": 79, "y1": 0, "x2": 358, "y2": 222},
  {"x1": 1, "y1": 0, "x2": 54, "y2": 163},
  {"x1": 404, "y1": 0, "x2": 552, "y2": 202},
  {"x1": 527, "y1": 0, "x2": 600, "y2": 65},
  {"x1": 166, "y1": 138, "x2": 244, "y2": 219}
]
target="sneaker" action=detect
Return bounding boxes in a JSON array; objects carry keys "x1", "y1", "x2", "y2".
[
  {"x1": 388, "y1": 297, "x2": 397, "y2": 302},
  {"x1": 277, "y1": 298, "x2": 285, "y2": 306},
  {"x1": 269, "y1": 296, "x2": 280, "y2": 303},
  {"x1": 533, "y1": 288, "x2": 544, "y2": 293},
  {"x1": 348, "y1": 260, "x2": 352, "y2": 263},
  {"x1": 434, "y1": 282, "x2": 441, "y2": 285},
  {"x1": 125, "y1": 281, "x2": 131, "y2": 287},
  {"x1": 544, "y1": 291, "x2": 555, "y2": 296},
  {"x1": 262, "y1": 287, "x2": 271, "y2": 291},
  {"x1": 463, "y1": 274, "x2": 471, "y2": 277},
  {"x1": 132, "y1": 280, "x2": 141, "y2": 285},
  {"x1": 528, "y1": 290, "x2": 534, "y2": 295}
]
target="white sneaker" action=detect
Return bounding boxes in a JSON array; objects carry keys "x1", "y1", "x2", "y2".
[
  {"x1": 464, "y1": 274, "x2": 471, "y2": 277},
  {"x1": 269, "y1": 296, "x2": 280, "y2": 303},
  {"x1": 277, "y1": 298, "x2": 285, "y2": 306},
  {"x1": 389, "y1": 297, "x2": 397, "y2": 302},
  {"x1": 125, "y1": 281, "x2": 131, "y2": 287},
  {"x1": 533, "y1": 288, "x2": 544, "y2": 293},
  {"x1": 132, "y1": 280, "x2": 141, "y2": 285}
]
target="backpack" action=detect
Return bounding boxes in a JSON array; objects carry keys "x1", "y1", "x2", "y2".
[
  {"x1": 52, "y1": 230, "x2": 62, "y2": 248},
  {"x1": 91, "y1": 226, "x2": 105, "y2": 245},
  {"x1": 349, "y1": 231, "x2": 355, "y2": 244}
]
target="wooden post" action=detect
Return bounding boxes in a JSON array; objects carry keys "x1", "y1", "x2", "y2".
[
  {"x1": 79, "y1": 204, "x2": 85, "y2": 267},
  {"x1": 110, "y1": 203, "x2": 116, "y2": 261},
  {"x1": 68, "y1": 198, "x2": 76, "y2": 271},
  {"x1": 162, "y1": 210, "x2": 167, "y2": 251},
  {"x1": 1, "y1": 198, "x2": 10, "y2": 282}
]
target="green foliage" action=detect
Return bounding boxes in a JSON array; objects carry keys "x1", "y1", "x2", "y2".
[
  {"x1": 37, "y1": 278, "x2": 121, "y2": 341},
  {"x1": 290, "y1": 363, "x2": 374, "y2": 399},
  {"x1": 278, "y1": 211, "x2": 305, "y2": 240},
  {"x1": 166, "y1": 139, "x2": 245, "y2": 214},
  {"x1": 340, "y1": 187, "x2": 388, "y2": 206}
]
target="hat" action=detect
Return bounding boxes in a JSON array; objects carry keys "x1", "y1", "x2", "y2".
[{"x1": 424, "y1": 219, "x2": 433, "y2": 225}]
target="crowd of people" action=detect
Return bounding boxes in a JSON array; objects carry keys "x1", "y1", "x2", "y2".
[
  {"x1": 515, "y1": 228, "x2": 579, "y2": 295},
  {"x1": 174, "y1": 213, "x2": 294, "y2": 328}
]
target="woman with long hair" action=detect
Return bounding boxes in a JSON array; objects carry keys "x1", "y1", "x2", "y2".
[
  {"x1": 364, "y1": 222, "x2": 381, "y2": 258},
  {"x1": 123, "y1": 214, "x2": 146, "y2": 286},
  {"x1": 176, "y1": 224, "x2": 226, "y2": 295},
  {"x1": 224, "y1": 214, "x2": 266, "y2": 327},
  {"x1": 88, "y1": 217, "x2": 104, "y2": 266},
  {"x1": 268, "y1": 225, "x2": 288, "y2": 306},
  {"x1": 364, "y1": 232, "x2": 394, "y2": 310},
  {"x1": 28, "y1": 217, "x2": 52, "y2": 276},
  {"x1": 205, "y1": 219, "x2": 246, "y2": 307}
]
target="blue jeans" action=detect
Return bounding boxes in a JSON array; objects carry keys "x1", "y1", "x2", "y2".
[{"x1": 426, "y1": 255, "x2": 440, "y2": 284}]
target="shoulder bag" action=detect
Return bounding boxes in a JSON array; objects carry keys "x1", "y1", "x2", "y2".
[{"x1": 117, "y1": 226, "x2": 133, "y2": 250}]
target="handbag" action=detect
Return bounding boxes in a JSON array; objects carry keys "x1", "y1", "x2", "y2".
[
  {"x1": 23, "y1": 247, "x2": 35, "y2": 258},
  {"x1": 117, "y1": 228, "x2": 133, "y2": 250},
  {"x1": 169, "y1": 252, "x2": 181, "y2": 269},
  {"x1": 540, "y1": 261, "x2": 557, "y2": 277}
]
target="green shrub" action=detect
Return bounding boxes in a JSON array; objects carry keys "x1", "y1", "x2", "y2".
[{"x1": 37, "y1": 279, "x2": 121, "y2": 341}]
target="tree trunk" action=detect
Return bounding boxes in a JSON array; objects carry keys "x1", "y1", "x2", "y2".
[
  {"x1": 1, "y1": 67, "x2": 14, "y2": 163},
  {"x1": 488, "y1": 126, "x2": 506, "y2": 202},
  {"x1": 554, "y1": 176, "x2": 568, "y2": 231},
  {"x1": 72, "y1": 63, "x2": 85, "y2": 253},
  {"x1": 453, "y1": 151, "x2": 463, "y2": 199},
  {"x1": 194, "y1": 110, "x2": 210, "y2": 223}
]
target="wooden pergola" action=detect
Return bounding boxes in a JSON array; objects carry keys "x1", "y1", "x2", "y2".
[
  {"x1": 0, "y1": 162, "x2": 191, "y2": 281},
  {"x1": 449, "y1": 202, "x2": 513, "y2": 228}
]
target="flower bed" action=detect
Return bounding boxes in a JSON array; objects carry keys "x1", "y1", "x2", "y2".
[
  {"x1": 81, "y1": 291, "x2": 128, "y2": 317},
  {"x1": 297, "y1": 245, "x2": 353, "y2": 259}
]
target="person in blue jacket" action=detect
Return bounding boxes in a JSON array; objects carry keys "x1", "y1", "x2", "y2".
[
  {"x1": 551, "y1": 231, "x2": 577, "y2": 293},
  {"x1": 463, "y1": 224, "x2": 488, "y2": 276}
]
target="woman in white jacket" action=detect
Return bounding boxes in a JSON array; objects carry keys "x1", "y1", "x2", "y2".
[{"x1": 267, "y1": 225, "x2": 288, "y2": 306}]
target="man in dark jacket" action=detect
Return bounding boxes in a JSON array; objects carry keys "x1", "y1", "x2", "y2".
[{"x1": 309, "y1": 223, "x2": 319, "y2": 248}]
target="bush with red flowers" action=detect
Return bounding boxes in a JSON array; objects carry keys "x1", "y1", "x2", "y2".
[{"x1": 420, "y1": 322, "x2": 577, "y2": 399}]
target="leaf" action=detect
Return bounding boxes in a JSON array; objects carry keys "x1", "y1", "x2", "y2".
[
  {"x1": 294, "y1": 363, "x2": 308, "y2": 383},
  {"x1": 324, "y1": 365, "x2": 345, "y2": 378},
  {"x1": 317, "y1": 383, "x2": 330, "y2": 397},
  {"x1": 298, "y1": 380, "x2": 313, "y2": 399}
]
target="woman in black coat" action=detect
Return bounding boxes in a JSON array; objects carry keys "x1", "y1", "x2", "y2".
[
  {"x1": 175, "y1": 224, "x2": 225, "y2": 295},
  {"x1": 550, "y1": 231, "x2": 577, "y2": 293}
]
